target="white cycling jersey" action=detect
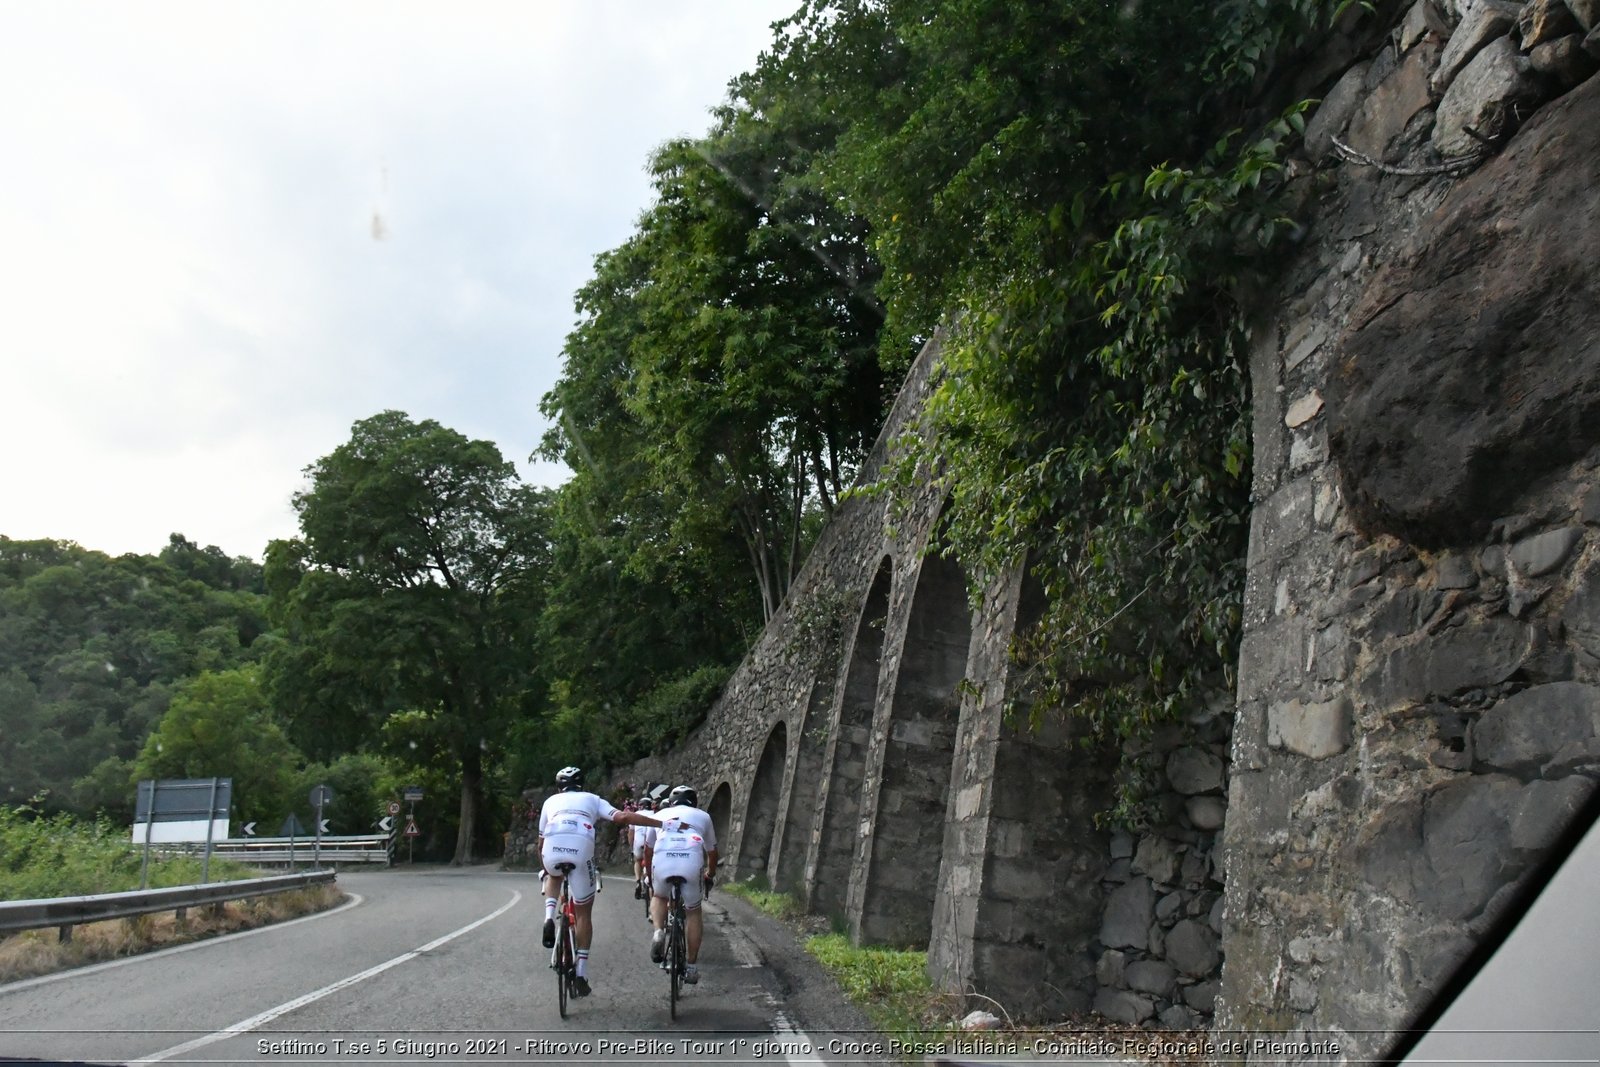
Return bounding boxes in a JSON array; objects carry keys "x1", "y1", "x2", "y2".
[
  {"x1": 646, "y1": 804, "x2": 716, "y2": 909},
  {"x1": 539, "y1": 790, "x2": 620, "y2": 903},
  {"x1": 640, "y1": 804, "x2": 717, "y2": 851},
  {"x1": 539, "y1": 790, "x2": 619, "y2": 838}
]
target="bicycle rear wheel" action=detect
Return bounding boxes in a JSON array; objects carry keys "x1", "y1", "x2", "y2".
[
  {"x1": 668, "y1": 895, "x2": 688, "y2": 1017},
  {"x1": 668, "y1": 890, "x2": 686, "y2": 1019}
]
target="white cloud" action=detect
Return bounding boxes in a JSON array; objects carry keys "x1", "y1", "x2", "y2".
[{"x1": 0, "y1": 0, "x2": 796, "y2": 559}]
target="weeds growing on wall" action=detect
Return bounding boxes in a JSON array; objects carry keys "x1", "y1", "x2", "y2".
[{"x1": 839, "y1": 0, "x2": 1352, "y2": 825}]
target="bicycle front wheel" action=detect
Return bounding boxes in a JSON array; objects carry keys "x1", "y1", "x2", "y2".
[{"x1": 556, "y1": 918, "x2": 570, "y2": 1019}]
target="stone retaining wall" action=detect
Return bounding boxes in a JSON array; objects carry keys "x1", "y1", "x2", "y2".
[{"x1": 1219, "y1": 1, "x2": 1600, "y2": 1059}]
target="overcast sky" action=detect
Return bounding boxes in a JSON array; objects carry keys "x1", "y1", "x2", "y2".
[{"x1": 0, "y1": 1, "x2": 799, "y2": 561}]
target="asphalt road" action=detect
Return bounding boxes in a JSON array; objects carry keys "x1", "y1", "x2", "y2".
[{"x1": 0, "y1": 865, "x2": 885, "y2": 1067}]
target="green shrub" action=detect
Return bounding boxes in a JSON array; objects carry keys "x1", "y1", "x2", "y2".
[{"x1": 0, "y1": 801, "x2": 253, "y2": 899}]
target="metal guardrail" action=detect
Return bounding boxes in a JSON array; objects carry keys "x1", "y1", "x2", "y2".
[
  {"x1": 162, "y1": 834, "x2": 392, "y2": 867},
  {"x1": 0, "y1": 870, "x2": 336, "y2": 942}
]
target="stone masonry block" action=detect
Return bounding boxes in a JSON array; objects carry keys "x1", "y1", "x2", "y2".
[{"x1": 1267, "y1": 696, "x2": 1353, "y2": 759}]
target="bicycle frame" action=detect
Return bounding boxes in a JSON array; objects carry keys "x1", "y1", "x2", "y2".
[
  {"x1": 550, "y1": 864, "x2": 578, "y2": 1018},
  {"x1": 663, "y1": 876, "x2": 688, "y2": 1019}
]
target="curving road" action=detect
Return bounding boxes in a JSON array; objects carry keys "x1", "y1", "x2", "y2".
[{"x1": 0, "y1": 866, "x2": 882, "y2": 1066}]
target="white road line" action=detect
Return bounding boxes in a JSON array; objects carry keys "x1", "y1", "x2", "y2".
[
  {"x1": 772, "y1": 1008, "x2": 829, "y2": 1067},
  {"x1": 0, "y1": 892, "x2": 365, "y2": 997},
  {"x1": 127, "y1": 889, "x2": 521, "y2": 1064}
]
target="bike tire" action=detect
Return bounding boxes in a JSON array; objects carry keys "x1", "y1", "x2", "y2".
[
  {"x1": 667, "y1": 889, "x2": 682, "y2": 1019},
  {"x1": 556, "y1": 916, "x2": 570, "y2": 1019}
]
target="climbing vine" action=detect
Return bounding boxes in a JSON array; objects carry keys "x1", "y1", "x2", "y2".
[{"x1": 862, "y1": 80, "x2": 1331, "y2": 823}]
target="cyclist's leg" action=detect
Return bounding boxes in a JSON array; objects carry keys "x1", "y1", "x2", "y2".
[
  {"x1": 565, "y1": 859, "x2": 600, "y2": 994},
  {"x1": 647, "y1": 867, "x2": 677, "y2": 961},
  {"x1": 570, "y1": 898, "x2": 594, "y2": 994},
  {"x1": 686, "y1": 907, "x2": 704, "y2": 963},
  {"x1": 677, "y1": 873, "x2": 705, "y2": 982},
  {"x1": 540, "y1": 831, "x2": 592, "y2": 953},
  {"x1": 540, "y1": 872, "x2": 562, "y2": 947}
]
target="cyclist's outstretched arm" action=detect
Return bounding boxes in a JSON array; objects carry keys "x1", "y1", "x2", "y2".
[{"x1": 615, "y1": 810, "x2": 662, "y2": 829}]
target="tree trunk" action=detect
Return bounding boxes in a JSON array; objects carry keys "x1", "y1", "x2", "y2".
[{"x1": 453, "y1": 745, "x2": 483, "y2": 866}]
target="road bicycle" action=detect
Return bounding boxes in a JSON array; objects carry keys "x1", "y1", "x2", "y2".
[
  {"x1": 549, "y1": 862, "x2": 578, "y2": 1018},
  {"x1": 640, "y1": 869, "x2": 653, "y2": 921},
  {"x1": 661, "y1": 875, "x2": 689, "y2": 1019}
]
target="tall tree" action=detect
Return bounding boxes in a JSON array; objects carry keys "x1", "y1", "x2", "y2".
[
  {"x1": 542, "y1": 118, "x2": 891, "y2": 626},
  {"x1": 263, "y1": 412, "x2": 550, "y2": 864}
]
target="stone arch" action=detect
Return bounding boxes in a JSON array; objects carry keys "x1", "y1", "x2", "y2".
[
  {"x1": 776, "y1": 670, "x2": 834, "y2": 894},
  {"x1": 738, "y1": 721, "x2": 788, "y2": 882},
  {"x1": 812, "y1": 556, "x2": 893, "y2": 920},
  {"x1": 971, "y1": 560, "x2": 1117, "y2": 1016},
  {"x1": 859, "y1": 542, "x2": 972, "y2": 947},
  {"x1": 706, "y1": 782, "x2": 733, "y2": 851}
]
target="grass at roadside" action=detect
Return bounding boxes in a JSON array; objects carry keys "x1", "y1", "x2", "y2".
[
  {"x1": 0, "y1": 802, "x2": 347, "y2": 985},
  {"x1": 722, "y1": 882, "x2": 1214, "y2": 1065},
  {"x1": 723, "y1": 881, "x2": 960, "y2": 1043},
  {"x1": 722, "y1": 880, "x2": 808, "y2": 921},
  {"x1": 804, "y1": 933, "x2": 960, "y2": 1040}
]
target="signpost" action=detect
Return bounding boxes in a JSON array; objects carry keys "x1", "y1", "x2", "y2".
[
  {"x1": 309, "y1": 785, "x2": 333, "y2": 870},
  {"x1": 281, "y1": 813, "x2": 307, "y2": 870},
  {"x1": 402, "y1": 786, "x2": 422, "y2": 864},
  {"x1": 133, "y1": 778, "x2": 232, "y2": 889}
]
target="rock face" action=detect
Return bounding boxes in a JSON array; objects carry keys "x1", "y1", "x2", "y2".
[
  {"x1": 1221, "y1": 3, "x2": 1600, "y2": 1061},
  {"x1": 1327, "y1": 74, "x2": 1600, "y2": 548}
]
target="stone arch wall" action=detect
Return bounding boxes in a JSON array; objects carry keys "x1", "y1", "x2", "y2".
[
  {"x1": 810, "y1": 556, "x2": 895, "y2": 920},
  {"x1": 854, "y1": 527, "x2": 971, "y2": 948},
  {"x1": 1216, "y1": 6, "x2": 1600, "y2": 1060},
  {"x1": 775, "y1": 670, "x2": 834, "y2": 894},
  {"x1": 559, "y1": 53, "x2": 1600, "y2": 1037},
  {"x1": 737, "y1": 721, "x2": 788, "y2": 881},
  {"x1": 706, "y1": 781, "x2": 733, "y2": 850}
]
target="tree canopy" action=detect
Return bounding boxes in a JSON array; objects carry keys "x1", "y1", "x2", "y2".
[
  {"x1": 263, "y1": 411, "x2": 552, "y2": 863},
  {"x1": 0, "y1": 535, "x2": 267, "y2": 819}
]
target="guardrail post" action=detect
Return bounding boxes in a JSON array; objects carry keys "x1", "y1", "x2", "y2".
[{"x1": 58, "y1": 924, "x2": 72, "y2": 944}]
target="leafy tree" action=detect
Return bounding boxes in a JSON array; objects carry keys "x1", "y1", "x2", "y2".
[
  {"x1": 289, "y1": 752, "x2": 403, "y2": 838},
  {"x1": 133, "y1": 666, "x2": 299, "y2": 826},
  {"x1": 542, "y1": 115, "x2": 892, "y2": 627},
  {"x1": 263, "y1": 412, "x2": 551, "y2": 864},
  {"x1": 530, "y1": 94, "x2": 896, "y2": 768}
]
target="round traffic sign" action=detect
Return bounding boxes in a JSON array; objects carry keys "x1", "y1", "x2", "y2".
[
  {"x1": 387, "y1": 800, "x2": 401, "y2": 816},
  {"x1": 309, "y1": 784, "x2": 334, "y2": 807}
]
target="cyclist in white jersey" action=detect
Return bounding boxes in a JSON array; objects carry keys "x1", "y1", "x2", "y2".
[
  {"x1": 538, "y1": 766, "x2": 660, "y2": 997},
  {"x1": 642, "y1": 784, "x2": 718, "y2": 985},
  {"x1": 631, "y1": 796, "x2": 655, "y2": 898}
]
